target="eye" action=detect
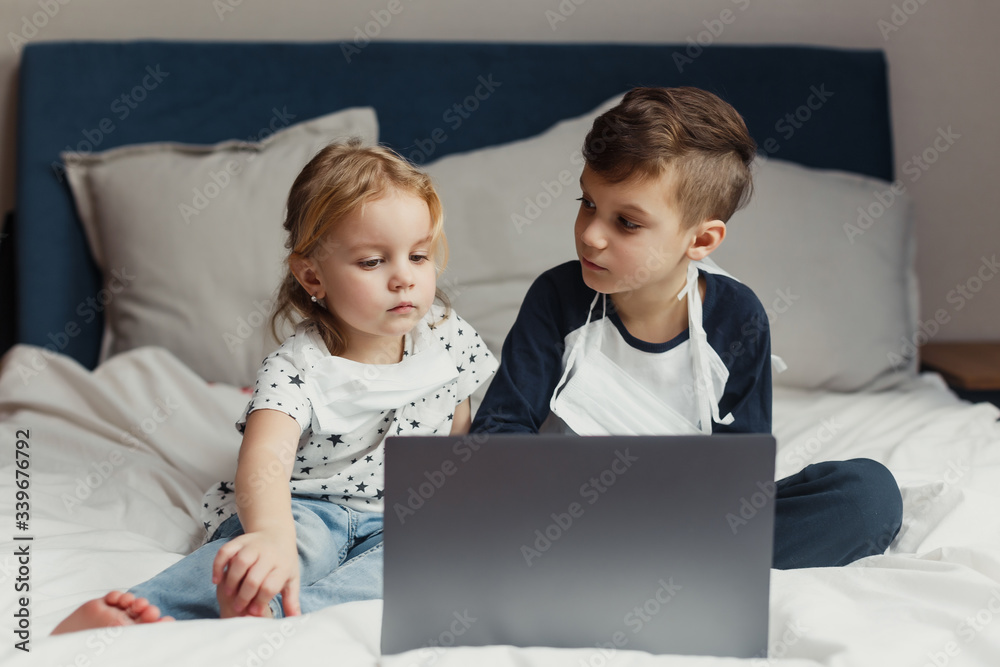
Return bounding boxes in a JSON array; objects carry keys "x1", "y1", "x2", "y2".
[
  {"x1": 576, "y1": 196, "x2": 595, "y2": 210},
  {"x1": 410, "y1": 253, "x2": 429, "y2": 263},
  {"x1": 618, "y1": 217, "x2": 640, "y2": 231},
  {"x1": 359, "y1": 258, "x2": 383, "y2": 269}
]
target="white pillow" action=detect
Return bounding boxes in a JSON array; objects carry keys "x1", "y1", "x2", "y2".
[
  {"x1": 427, "y1": 102, "x2": 917, "y2": 392},
  {"x1": 713, "y1": 155, "x2": 918, "y2": 391},
  {"x1": 62, "y1": 108, "x2": 379, "y2": 387},
  {"x1": 426, "y1": 96, "x2": 622, "y2": 359}
]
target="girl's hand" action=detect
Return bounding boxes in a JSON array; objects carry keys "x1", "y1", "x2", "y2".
[{"x1": 212, "y1": 527, "x2": 301, "y2": 617}]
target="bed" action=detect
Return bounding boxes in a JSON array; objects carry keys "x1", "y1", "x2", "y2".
[{"x1": 2, "y1": 40, "x2": 999, "y2": 665}]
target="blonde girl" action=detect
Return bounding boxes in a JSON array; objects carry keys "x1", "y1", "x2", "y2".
[{"x1": 54, "y1": 140, "x2": 497, "y2": 631}]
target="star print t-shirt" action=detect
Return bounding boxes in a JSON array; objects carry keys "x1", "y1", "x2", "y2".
[{"x1": 200, "y1": 304, "x2": 498, "y2": 537}]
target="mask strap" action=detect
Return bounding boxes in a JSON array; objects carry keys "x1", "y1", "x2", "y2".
[
  {"x1": 551, "y1": 291, "x2": 601, "y2": 406},
  {"x1": 680, "y1": 262, "x2": 733, "y2": 434},
  {"x1": 597, "y1": 293, "x2": 607, "y2": 351}
]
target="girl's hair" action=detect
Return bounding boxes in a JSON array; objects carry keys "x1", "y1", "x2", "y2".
[
  {"x1": 583, "y1": 86, "x2": 756, "y2": 228},
  {"x1": 270, "y1": 139, "x2": 449, "y2": 355}
]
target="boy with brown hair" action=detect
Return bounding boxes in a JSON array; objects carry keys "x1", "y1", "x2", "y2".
[{"x1": 472, "y1": 87, "x2": 903, "y2": 568}]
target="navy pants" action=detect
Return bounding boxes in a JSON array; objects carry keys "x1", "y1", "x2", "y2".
[{"x1": 773, "y1": 458, "x2": 903, "y2": 569}]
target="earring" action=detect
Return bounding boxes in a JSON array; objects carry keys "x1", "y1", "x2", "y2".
[{"x1": 311, "y1": 295, "x2": 318, "y2": 303}]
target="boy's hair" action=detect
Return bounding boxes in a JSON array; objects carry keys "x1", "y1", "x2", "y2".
[
  {"x1": 583, "y1": 86, "x2": 756, "y2": 228},
  {"x1": 271, "y1": 139, "x2": 449, "y2": 355}
]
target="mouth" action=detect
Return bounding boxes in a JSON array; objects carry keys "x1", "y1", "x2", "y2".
[
  {"x1": 389, "y1": 302, "x2": 415, "y2": 313},
  {"x1": 580, "y1": 256, "x2": 607, "y2": 272}
]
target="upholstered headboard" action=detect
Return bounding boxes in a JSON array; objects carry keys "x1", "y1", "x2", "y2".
[{"x1": 10, "y1": 41, "x2": 893, "y2": 369}]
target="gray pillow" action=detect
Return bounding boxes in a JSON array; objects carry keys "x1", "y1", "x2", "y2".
[
  {"x1": 713, "y1": 156, "x2": 918, "y2": 391},
  {"x1": 63, "y1": 108, "x2": 379, "y2": 387}
]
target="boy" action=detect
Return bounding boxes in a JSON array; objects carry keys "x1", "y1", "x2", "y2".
[{"x1": 471, "y1": 86, "x2": 903, "y2": 569}]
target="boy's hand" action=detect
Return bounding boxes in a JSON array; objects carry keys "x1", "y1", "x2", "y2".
[{"x1": 212, "y1": 528, "x2": 301, "y2": 617}]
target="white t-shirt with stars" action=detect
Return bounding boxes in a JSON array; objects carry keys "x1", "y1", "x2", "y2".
[{"x1": 200, "y1": 304, "x2": 498, "y2": 536}]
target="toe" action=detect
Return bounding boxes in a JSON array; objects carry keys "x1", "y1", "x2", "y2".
[
  {"x1": 136, "y1": 604, "x2": 162, "y2": 624},
  {"x1": 127, "y1": 597, "x2": 150, "y2": 619},
  {"x1": 115, "y1": 592, "x2": 136, "y2": 610}
]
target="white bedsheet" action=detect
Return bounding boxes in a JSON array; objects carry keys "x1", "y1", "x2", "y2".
[{"x1": 1, "y1": 344, "x2": 999, "y2": 666}]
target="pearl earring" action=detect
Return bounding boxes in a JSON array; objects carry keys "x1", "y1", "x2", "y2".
[{"x1": 311, "y1": 295, "x2": 318, "y2": 303}]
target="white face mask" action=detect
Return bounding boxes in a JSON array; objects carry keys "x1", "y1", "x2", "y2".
[
  {"x1": 293, "y1": 322, "x2": 458, "y2": 434},
  {"x1": 549, "y1": 261, "x2": 733, "y2": 436}
]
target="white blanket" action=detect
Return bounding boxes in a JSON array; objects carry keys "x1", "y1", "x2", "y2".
[{"x1": 2, "y1": 345, "x2": 999, "y2": 666}]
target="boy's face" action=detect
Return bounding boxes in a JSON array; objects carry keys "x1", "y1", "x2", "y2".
[{"x1": 574, "y1": 165, "x2": 704, "y2": 301}]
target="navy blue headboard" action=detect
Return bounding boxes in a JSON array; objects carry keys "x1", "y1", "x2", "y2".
[{"x1": 10, "y1": 41, "x2": 892, "y2": 368}]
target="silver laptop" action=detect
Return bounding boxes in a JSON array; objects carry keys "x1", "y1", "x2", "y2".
[{"x1": 380, "y1": 433, "x2": 776, "y2": 658}]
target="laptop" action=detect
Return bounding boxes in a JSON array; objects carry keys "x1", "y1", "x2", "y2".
[{"x1": 380, "y1": 433, "x2": 776, "y2": 658}]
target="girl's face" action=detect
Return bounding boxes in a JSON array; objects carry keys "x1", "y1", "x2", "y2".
[{"x1": 296, "y1": 190, "x2": 438, "y2": 360}]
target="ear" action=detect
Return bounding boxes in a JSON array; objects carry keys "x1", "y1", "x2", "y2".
[
  {"x1": 290, "y1": 253, "x2": 325, "y2": 300},
  {"x1": 685, "y1": 219, "x2": 726, "y2": 261}
]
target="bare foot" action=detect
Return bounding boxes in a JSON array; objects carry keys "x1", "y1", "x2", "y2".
[{"x1": 51, "y1": 591, "x2": 175, "y2": 635}]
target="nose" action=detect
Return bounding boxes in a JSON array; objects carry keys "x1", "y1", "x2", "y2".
[
  {"x1": 578, "y1": 217, "x2": 608, "y2": 250},
  {"x1": 389, "y1": 259, "x2": 415, "y2": 291}
]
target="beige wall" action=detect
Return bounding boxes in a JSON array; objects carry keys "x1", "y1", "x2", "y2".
[{"x1": 1, "y1": 0, "x2": 997, "y2": 341}]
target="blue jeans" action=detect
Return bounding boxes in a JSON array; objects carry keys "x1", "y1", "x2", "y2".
[{"x1": 129, "y1": 498, "x2": 383, "y2": 619}]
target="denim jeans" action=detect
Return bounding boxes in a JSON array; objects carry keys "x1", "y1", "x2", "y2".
[{"x1": 129, "y1": 498, "x2": 383, "y2": 619}]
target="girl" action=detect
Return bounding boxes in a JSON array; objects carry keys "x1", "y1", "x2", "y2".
[{"x1": 53, "y1": 139, "x2": 498, "y2": 632}]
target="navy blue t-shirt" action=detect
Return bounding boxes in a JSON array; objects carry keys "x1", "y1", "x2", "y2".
[{"x1": 471, "y1": 260, "x2": 772, "y2": 434}]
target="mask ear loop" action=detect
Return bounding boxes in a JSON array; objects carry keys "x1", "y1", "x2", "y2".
[
  {"x1": 680, "y1": 262, "x2": 733, "y2": 434},
  {"x1": 550, "y1": 291, "x2": 602, "y2": 411},
  {"x1": 597, "y1": 293, "x2": 607, "y2": 350}
]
